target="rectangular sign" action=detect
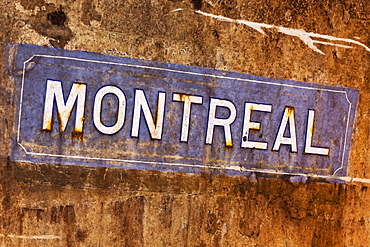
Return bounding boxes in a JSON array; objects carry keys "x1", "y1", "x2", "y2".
[{"x1": 9, "y1": 44, "x2": 358, "y2": 177}]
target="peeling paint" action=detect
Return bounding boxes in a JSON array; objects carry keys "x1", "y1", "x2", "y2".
[
  {"x1": 170, "y1": 9, "x2": 370, "y2": 55},
  {"x1": 15, "y1": 2, "x2": 41, "y2": 16},
  {"x1": 0, "y1": 234, "x2": 61, "y2": 239}
]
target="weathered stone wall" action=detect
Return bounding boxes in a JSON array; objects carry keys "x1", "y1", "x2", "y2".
[{"x1": 1, "y1": 0, "x2": 370, "y2": 246}]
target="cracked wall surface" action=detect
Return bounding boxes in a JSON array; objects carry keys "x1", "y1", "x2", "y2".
[{"x1": 1, "y1": 0, "x2": 370, "y2": 246}]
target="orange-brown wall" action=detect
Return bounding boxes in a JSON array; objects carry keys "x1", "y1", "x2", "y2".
[{"x1": 1, "y1": 0, "x2": 370, "y2": 246}]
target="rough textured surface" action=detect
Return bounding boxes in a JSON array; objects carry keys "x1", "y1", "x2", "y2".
[{"x1": 1, "y1": 0, "x2": 370, "y2": 245}]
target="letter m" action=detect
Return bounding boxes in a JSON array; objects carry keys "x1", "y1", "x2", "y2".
[{"x1": 42, "y1": 79, "x2": 86, "y2": 132}]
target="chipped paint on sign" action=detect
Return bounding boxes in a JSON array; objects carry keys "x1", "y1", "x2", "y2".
[{"x1": 10, "y1": 44, "x2": 358, "y2": 177}]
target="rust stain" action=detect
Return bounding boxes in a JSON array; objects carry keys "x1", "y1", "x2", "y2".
[
  {"x1": 74, "y1": 83, "x2": 86, "y2": 88},
  {"x1": 57, "y1": 111, "x2": 64, "y2": 132},
  {"x1": 179, "y1": 93, "x2": 191, "y2": 102},
  {"x1": 307, "y1": 117, "x2": 314, "y2": 136},
  {"x1": 38, "y1": 62, "x2": 221, "y2": 88},
  {"x1": 41, "y1": 116, "x2": 53, "y2": 132},
  {"x1": 40, "y1": 127, "x2": 52, "y2": 133},
  {"x1": 286, "y1": 105, "x2": 295, "y2": 117},
  {"x1": 71, "y1": 130, "x2": 83, "y2": 141},
  {"x1": 71, "y1": 113, "x2": 84, "y2": 141},
  {"x1": 225, "y1": 139, "x2": 233, "y2": 147},
  {"x1": 26, "y1": 62, "x2": 36, "y2": 70},
  {"x1": 75, "y1": 116, "x2": 85, "y2": 133}
]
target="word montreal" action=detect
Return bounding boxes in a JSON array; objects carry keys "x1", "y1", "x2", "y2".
[{"x1": 42, "y1": 80, "x2": 329, "y2": 156}]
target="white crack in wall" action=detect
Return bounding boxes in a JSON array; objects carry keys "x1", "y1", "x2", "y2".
[{"x1": 171, "y1": 8, "x2": 370, "y2": 55}]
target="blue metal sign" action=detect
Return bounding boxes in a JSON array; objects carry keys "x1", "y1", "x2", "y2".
[{"x1": 10, "y1": 44, "x2": 358, "y2": 177}]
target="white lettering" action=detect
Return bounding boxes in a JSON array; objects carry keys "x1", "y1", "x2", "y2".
[
  {"x1": 304, "y1": 110, "x2": 329, "y2": 155},
  {"x1": 131, "y1": 89, "x2": 166, "y2": 140},
  {"x1": 173, "y1": 93, "x2": 203, "y2": 142},
  {"x1": 93, "y1": 86, "x2": 126, "y2": 135},
  {"x1": 42, "y1": 79, "x2": 86, "y2": 132},
  {"x1": 272, "y1": 106, "x2": 298, "y2": 152},
  {"x1": 241, "y1": 103, "x2": 271, "y2": 149},
  {"x1": 206, "y1": 98, "x2": 236, "y2": 146}
]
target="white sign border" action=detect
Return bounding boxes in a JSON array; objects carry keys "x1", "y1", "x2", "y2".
[{"x1": 16, "y1": 54, "x2": 353, "y2": 177}]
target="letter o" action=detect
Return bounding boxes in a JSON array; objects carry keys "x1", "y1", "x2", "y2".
[{"x1": 93, "y1": 86, "x2": 126, "y2": 135}]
